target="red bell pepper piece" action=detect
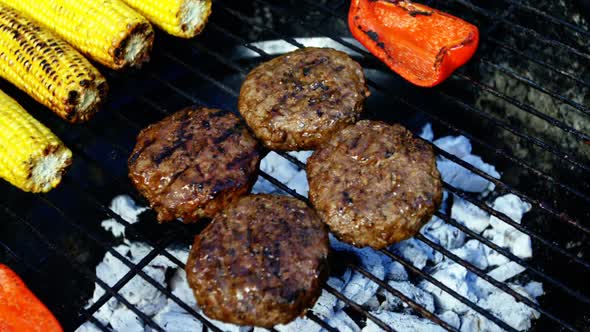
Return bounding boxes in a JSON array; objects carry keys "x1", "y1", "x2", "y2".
[
  {"x1": 0, "y1": 264, "x2": 63, "y2": 332},
  {"x1": 349, "y1": 0, "x2": 479, "y2": 87}
]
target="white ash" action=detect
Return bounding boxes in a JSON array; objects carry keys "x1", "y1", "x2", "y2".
[{"x1": 78, "y1": 124, "x2": 543, "y2": 332}]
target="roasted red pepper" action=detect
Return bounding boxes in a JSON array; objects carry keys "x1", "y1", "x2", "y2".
[
  {"x1": 0, "y1": 264, "x2": 63, "y2": 332},
  {"x1": 349, "y1": 0, "x2": 479, "y2": 87}
]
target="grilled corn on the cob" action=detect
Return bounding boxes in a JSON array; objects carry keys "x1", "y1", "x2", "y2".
[
  {"x1": 0, "y1": 90, "x2": 72, "y2": 193},
  {"x1": 0, "y1": 5, "x2": 107, "y2": 123},
  {"x1": 121, "y1": 0, "x2": 212, "y2": 38},
  {"x1": 0, "y1": 0, "x2": 155, "y2": 70}
]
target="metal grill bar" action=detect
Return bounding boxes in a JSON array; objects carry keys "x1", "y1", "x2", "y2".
[
  {"x1": 502, "y1": 0, "x2": 590, "y2": 36},
  {"x1": 452, "y1": 0, "x2": 590, "y2": 59},
  {"x1": 213, "y1": 0, "x2": 590, "y2": 236},
  {"x1": 479, "y1": 58, "x2": 589, "y2": 116},
  {"x1": 454, "y1": 72, "x2": 590, "y2": 141},
  {"x1": 486, "y1": 36, "x2": 590, "y2": 88}
]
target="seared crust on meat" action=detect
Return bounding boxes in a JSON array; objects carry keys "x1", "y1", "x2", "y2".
[
  {"x1": 186, "y1": 194, "x2": 329, "y2": 327},
  {"x1": 307, "y1": 120, "x2": 442, "y2": 249},
  {"x1": 128, "y1": 107, "x2": 261, "y2": 223},
  {"x1": 238, "y1": 47, "x2": 369, "y2": 151}
]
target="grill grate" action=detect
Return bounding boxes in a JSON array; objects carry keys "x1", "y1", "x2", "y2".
[{"x1": 0, "y1": 1, "x2": 588, "y2": 331}]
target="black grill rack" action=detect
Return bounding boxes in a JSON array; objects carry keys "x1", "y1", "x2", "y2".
[{"x1": 0, "y1": 1, "x2": 588, "y2": 331}]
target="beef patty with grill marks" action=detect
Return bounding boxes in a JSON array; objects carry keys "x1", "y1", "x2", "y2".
[
  {"x1": 238, "y1": 47, "x2": 369, "y2": 151},
  {"x1": 307, "y1": 120, "x2": 443, "y2": 249},
  {"x1": 128, "y1": 107, "x2": 261, "y2": 223},
  {"x1": 186, "y1": 194, "x2": 329, "y2": 327}
]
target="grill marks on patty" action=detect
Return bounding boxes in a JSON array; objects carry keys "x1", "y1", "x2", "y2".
[
  {"x1": 307, "y1": 120, "x2": 443, "y2": 249},
  {"x1": 128, "y1": 107, "x2": 261, "y2": 223},
  {"x1": 186, "y1": 195, "x2": 329, "y2": 327},
  {"x1": 239, "y1": 47, "x2": 369, "y2": 151}
]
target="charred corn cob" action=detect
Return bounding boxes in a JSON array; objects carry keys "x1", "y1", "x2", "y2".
[
  {"x1": 0, "y1": 0, "x2": 155, "y2": 70},
  {"x1": 0, "y1": 5, "x2": 108, "y2": 123},
  {"x1": 121, "y1": 0, "x2": 212, "y2": 38},
  {"x1": 0, "y1": 90, "x2": 72, "y2": 193}
]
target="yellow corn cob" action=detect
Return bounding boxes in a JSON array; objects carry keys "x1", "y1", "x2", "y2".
[
  {"x1": 121, "y1": 0, "x2": 212, "y2": 38},
  {"x1": 0, "y1": 0, "x2": 155, "y2": 70},
  {"x1": 0, "y1": 5, "x2": 108, "y2": 123},
  {"x1": 0, "y1": 90, "x2": 72, "y2": 193}
]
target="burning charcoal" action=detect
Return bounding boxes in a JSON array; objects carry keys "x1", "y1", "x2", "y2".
[
  {"x1": 436, "y1": 156, "x2": 500, "y2": 193},
  {"x1": 434, "y1": 135, "x2": 473, "y2": 159},
  {"x1": 419, "y1": 262, "x2": 478, "y2": 314},
  {"x1": 392, "y1": 238, "x2": 438, "y2": 270},
  {"x1": 325, "y1": 310, "x2": 361, "y2": 332},
  {"x1": 287, "y1": 150, "x2": 314, "y2": 163},
  {"x1": 362, "y1": 311, "x2": 446, "y2": 332},
  {"x1": 419, "y1": 123, "x2": 434, "y2": 142},
  {"x1": 330, "y1": 236, "x2": 385, "y2": 307},
  {"x1": 451, "y1": 197, "x2": 490, "y2": 234},
  {"x1": 438, "y1": 311, "x2": 461, "y2": 330},
  {"x1": 450, "y1": 240, "x2": 489, "y2": 270},
  {"x1": 434, "y1": 135, "x2": 500, "y2": 193},
  {"x1": 487, "y1": 261, "x2": 526, "y2": 283},
  {"x1": 253, "y1": 151, "x2": 310, "y2": 196},
  {"x1": 110, "y1": 309, "x2": 144, "y2": 332},
  {"x1": 273, "y1": 317, "x2": 322, "y2": 332},
  {"x1": 476, "y1": 285, "x2": 540, "y2": 331},
  {"x1": 483, "y1": 194, "x2": 533, "y2": 265},
  {"x1": 421, "y1": 216, "x2": 466, "y2": 250},
  {"x1": 381, "y1": 258, "x2": 408, "y2": 281},
  {"x1": 380, "y1": 281, "x2": 435, "y2": 313},
  {"x1": 153, "y1": 310, "x2": 203, "y2": 332},
  {"x1": 524, "y1": 281, "x2": 544, "y2": 298},
  {"x1": 310, "y1": 290, "x2": 339, "y2": 319},
  {"x1": 101, "y1": 195, "x2": 148, "y2": 237},
  {"x1": 365, "y1": 296, "x2": 381, "y2": 311},
  {"x1": 460, "y1": 310, "x2": 504, "y2": 332}
]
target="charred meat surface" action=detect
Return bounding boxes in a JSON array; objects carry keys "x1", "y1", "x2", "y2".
[
  {"x1": 238, "y1": 47, "x2": 369, "y2": 151},
  {"x1": 307, "y1": 120, "x2": 442, "y2": 249},
  {"x1": 186, "y1": 194, "x2": 329, "y2": 327},
  {"x1": 128, "y1": 107, "x2": 261, "y2": 223}
]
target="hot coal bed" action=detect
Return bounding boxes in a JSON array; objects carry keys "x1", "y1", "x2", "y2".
[{"x1": 0, "y1": 1, "x2": 588, "y2": 331}]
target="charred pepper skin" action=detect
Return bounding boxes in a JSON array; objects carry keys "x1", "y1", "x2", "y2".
[{"x1": 349, "y1": 0, "x2": 479, "y2": 87}]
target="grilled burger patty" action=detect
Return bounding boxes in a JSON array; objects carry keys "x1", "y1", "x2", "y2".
[
  {"x1": 186, "y1": 194, "x2": 329, "y2": 327},
  {"x1": 307, "y1": 120, "x2": 442, "y2": 249},
  {"x1": 128, "y1": 107, "x2": 261, "y2": 223},
  {"x1": 238, "y1": 47, "x2": 369, "y2": 151}
]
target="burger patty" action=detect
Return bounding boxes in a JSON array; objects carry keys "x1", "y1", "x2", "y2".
[
  {"x1": 307, "y1": 120, "x2": 442, "y2": 249},
  {"x1": 238, "y1": 47, "x2": 369, "y2": 151},
  {"x1": 128, "y1": 107, "x2": 261, "y2": 223},
  {"x1": 186, "y1": 194, "x2": 329, "y2": 327}
]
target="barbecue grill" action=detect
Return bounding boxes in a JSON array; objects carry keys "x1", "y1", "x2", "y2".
[{"x1": 0, "y1": 1, "x2": 588, "y2": 331}]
